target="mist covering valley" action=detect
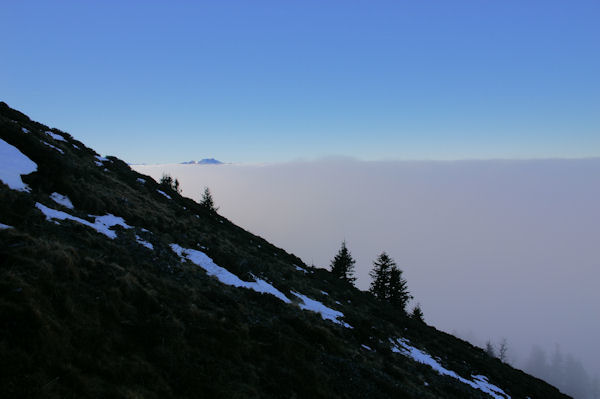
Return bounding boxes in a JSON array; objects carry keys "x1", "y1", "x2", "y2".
[{"x1": 135, "y1": 157, "x2": 600, "y2": 398}]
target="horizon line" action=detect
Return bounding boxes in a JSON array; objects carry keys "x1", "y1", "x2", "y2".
[{"x1": 127, "y1": 155, "x2": 600, "y2": 167}]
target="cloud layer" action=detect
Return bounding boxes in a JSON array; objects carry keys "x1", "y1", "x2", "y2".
[{"x1": 134, "y1": 158, "x2": 600, "y2": 376}]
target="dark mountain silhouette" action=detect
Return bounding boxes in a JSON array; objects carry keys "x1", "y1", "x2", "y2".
[{"x1": 0, "y1": 102, "x2": 570, "y2": 398}]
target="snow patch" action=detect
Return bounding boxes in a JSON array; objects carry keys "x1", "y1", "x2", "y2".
[
  {"x1": 291, "y1": 291, "x2": 352, "y2": 328},
  {"x1": 0, "y1": 223, "x2": 13, "y2": 230},
  {"x1": 93, "y1": 214, "x2": 131, "y2": 236},
  {"x1": 361, "y1": 344, "x2": 372, "y2": 351},
  {"x1": 35, "y1": 203, "x2": 131, "y2": 239},
  {"x1": 43, "y1": 142, "x2": 64, "y2": 154},
  {"x1": 471, "y1": 375, "x2": 511, "y2": 399},
  {"x1": 391, "y1": 338, "x2": 510, "y2": 399},
  {"x1": 171, "y1": 246, "x2": 355, "y2": 327},
  {"x1": 157, "y1": 190, "x2": 172, "y2": 199},
  {"x1": 94, "y1": 155, "x2": 112, "y2": 167},
  {"x1": 0, "y1": 139, "x2": 37, "y2": 191},
  {"x1": 50, "y1": 192, "x2": 74, "y2": 209},
  {"x1": 136, "y1": 178, "x2": 146, "y2": 184},
  {"x1": 170, "y1": 244, "x2": 291, "y2": 303},
  {"x1": 47, "y1": 131, "x2": 66, "y2": 142},
  {"x1": 95, "y1": 155, "x2": 110, "y2": 163},
  {"x1": 21, "y1": 127, "x2": 29, "y2": 133},
  {"x1": 135, "y1": 235, "x2": 154, "y2": 250},
  {"x1": 294, "y1": 264, "x2": 308, "y2": 273}
]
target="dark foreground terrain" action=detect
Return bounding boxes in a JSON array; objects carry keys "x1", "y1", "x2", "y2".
[{"x1": 0, "y1": 102, "x2": 569, "y2": 398}]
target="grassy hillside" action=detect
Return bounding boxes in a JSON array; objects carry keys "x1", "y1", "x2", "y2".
[{"x1": 0, "y1": 102, "x2": 570, "y2": 398}]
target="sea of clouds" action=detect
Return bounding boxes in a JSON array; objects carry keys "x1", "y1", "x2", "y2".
[{"x1": 134, "y1": 157, "x2": 600, "y2": 381}]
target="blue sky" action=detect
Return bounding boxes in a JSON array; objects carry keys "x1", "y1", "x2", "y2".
[{"x1": 2, "y1": 1, "x2": 599, "y2": 163}]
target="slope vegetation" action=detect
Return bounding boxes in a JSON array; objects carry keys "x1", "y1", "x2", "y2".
[{"x1": 0, "y1": 102, "x2": 569, "y2": 398}]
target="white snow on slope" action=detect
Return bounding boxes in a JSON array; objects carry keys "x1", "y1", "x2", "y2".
[
  {"x1": 294, "y1": 264, "x2": 308, "y2": 273},
  {"x1": 46, "y1": 131, "x2": 66, "y2": 142},
  {"x1": 136, "y1": 235, "x2": 154, "y2": 250},
  {"x1": 43, "y1": 142, "x2": 64, "y2": 154},
  {"x1": 170, "y1": 244, "x2": 291, "y2": 303},
  {"x1": 95, "y1": 155, "x2": 110, "y2": 162},
  {"x1": 0, "y1": 139, "x2": 37, "y2": 191},
  {"x1": 94, "y1": 214, "x2": 131, "y2": 235},
  {"x1": 137, "y1": 178, "x2": 146, "y2": 184},
  {"x1": 171, "y1": 244, "x2": 352, "y2": 328},
  {"x1": 392, "y1": 338, "x2": 510, "y2": 399},
  {"x1": 35, "y1": 203, "x2": 131, "y2": 239},
  {"x1": 94, "y1": 155, "x2": 110, "y2": 167},
  {"x1": 22, "y1": 127, "x2": 29, "y2": 134},
  {"x1": 291, "y1": 291, "x2": 352, "y2": 328},
  {"x1": 157, "y1": 190, "x2": 172, "y2": 199},
  {"x1": 50, "y1": 192, "x2": 74, "y2": 209},
  {"x1": 0, "y1": 223, "x2": 13, "y2": 230}
]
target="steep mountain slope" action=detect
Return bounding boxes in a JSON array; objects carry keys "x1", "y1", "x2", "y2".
[{"x1": 0, "y1": 102, "x2": 570, "y2": 399}]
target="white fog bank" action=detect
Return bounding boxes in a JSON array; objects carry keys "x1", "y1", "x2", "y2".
[{"x1": 133, "y1": 158, "x2": 600, "y2": 378}]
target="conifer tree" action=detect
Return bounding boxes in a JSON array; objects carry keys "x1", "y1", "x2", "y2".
[
  {"x1": 159, "y1": 173, "x2": 181, "y2": 194},
  {"x1": 200, "y1": 187, "x2": 218, "y2": 212},
  {"x1": 485, "y1": 340, "x2": 496, "y2": 357},
  {"x1": 498, "y1": 338, "x2": 508, "y2": 362},
  {"x1": 387, "y1": 265, "x2": 412, "y2": 312},
  {"x1": 369, "y1": 252, "x2": 394, "y2": 300},
  {"x1": 330, "y1": 241, "x2": 356, "y2": 284},
  {"x1": 410, "y1": 303, "x2": 424, "y2": 322}
]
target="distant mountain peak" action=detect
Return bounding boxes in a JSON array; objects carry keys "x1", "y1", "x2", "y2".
[{"x1": 181, "y1": 158, "x2": 223, "y2": 165}]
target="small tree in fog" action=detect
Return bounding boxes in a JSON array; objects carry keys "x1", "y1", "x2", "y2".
[
  {"x1": 498, "y1": 338, "x2": 508, "y2": 362},
  {"x1": 330, "y1": 241, "x2": 356, "y2": 284},
  {"x1": 485, "y1": 341, "x2": 496, "y2": 357},
  {"x1": 591, "y1": 375, "x2": 599, "y2": 399},
  {"x1": 200, "y1": 187, "x2": 218, "y2": 212},
  {"x1": 563, "y1": 355, "x2": 592, "y2": 399},
  {"x1": 549, "y1": 344, "x2": 565, "y2": 389},
  {"x1": 525, "y1": 345, "x2": 549, "y2": 381}
]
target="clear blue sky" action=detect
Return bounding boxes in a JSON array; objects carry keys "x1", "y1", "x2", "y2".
[{"x1": 2, "y1": 1, "x2": 599, "y2": 163}]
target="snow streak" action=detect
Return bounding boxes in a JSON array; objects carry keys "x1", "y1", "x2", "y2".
[
  {"x1": 391, "y1": 338, "x2": 510, "y2": 399},
  {"x1": 170, "y1": 244, "x2": 291, "y2": 303},
  {"x1": 35, "y1": 203, "x2": 131, "y2": 239}
]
